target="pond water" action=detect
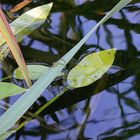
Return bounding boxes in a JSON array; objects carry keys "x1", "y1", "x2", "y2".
[{"x1": 0, "y1": 0, "x2": 140, "y2": 140}]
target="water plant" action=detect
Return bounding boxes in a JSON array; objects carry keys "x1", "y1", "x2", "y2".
[{"x1": 0, "y1": 0, "x2": 132, "y2": 138}]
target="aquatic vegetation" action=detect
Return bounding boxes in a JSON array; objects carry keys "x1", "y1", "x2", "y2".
[
  {"x1": 0, "y1": 3, "x2": 53, "y2": 62},
  {"x1": 0, "y1": 82, "x2": 27, "y2": 100},
  {"x1": 0, "y1": 0, "x2": 133, "y2": 139},
  {"x1": 14, "y1": 65, "x2": 50, "y2": 80},
  {"x1": 0, "y1": 49, "x2": 116, "y2": 101}
]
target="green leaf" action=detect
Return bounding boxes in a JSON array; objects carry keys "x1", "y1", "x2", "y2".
[
  {"x1": 14, "y1": 65, "x2": 50, "y2": 80},
  {"x1": 14, "y1": 65, "x2": 64, "y2": 80},
  {"x1": 0, "y1": 3, "x2": 53, "y2": 62},
  {"x1": 67, "y1": 49, "x2": 116, "y2": 88},
  {"x1": 0, "y1": 82, "x2": 27, "y2": 100}
]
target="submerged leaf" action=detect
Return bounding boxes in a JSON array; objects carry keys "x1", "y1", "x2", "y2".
[
  {"x1": 14, "y1": 65, "x2": 49, "y2": 80},
  {"x1": 0, "y1": 82, "x2": 27, "y2": 100},
  {"x1": 67, "y1": 49, "x2": 116, "y2": 88}
]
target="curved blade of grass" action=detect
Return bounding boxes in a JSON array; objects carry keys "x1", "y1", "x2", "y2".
[
  {"x1": 0, "y1": 0, "x2": 132, "y2": 135},
  {"x1": 0, "y1": 3, "x2": 53, "y2": 62},
  {"x1": 0, "y1": 9, "x2": 32, "y2": 87}
]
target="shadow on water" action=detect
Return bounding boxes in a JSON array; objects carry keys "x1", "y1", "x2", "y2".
[{"x1": 0, "y1": 0, "x2": 140, "y2": 139}]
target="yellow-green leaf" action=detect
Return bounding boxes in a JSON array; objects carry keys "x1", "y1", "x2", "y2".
[
  {"x1": 67, "y1": 49, "x2": 116, "y2": 88},
  {"x1": 0, "y1": 82, "x2": 27, "y2": 100},
  {"x1": 0, "y1": 3, "x2": 53, "y2": 62},
  {"x1": 14, "y1": 65, "x2": 50, "y2": 80},
  {"x1": 14, "y1": 64, "x2": 64, "y2": 80}
]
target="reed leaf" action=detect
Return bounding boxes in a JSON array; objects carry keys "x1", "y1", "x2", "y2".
[
  {"x1": 0, "y1": 0, "x2": 132, "y2": 136},
  {"x1": 0, "y1": 9, "x2": 32, "y2": 87}
]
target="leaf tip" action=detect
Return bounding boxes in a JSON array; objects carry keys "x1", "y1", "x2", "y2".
[
  {"x1": 48, "y1": 2, "x2": 53, "y2": 8},
  {"x1": 113, "y1": 48, "x2": 117, "y2": 52}
]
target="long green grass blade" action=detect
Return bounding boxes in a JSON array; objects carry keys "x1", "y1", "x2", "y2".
[
  {"x1": 0, "y1": 3, "x2": 52, "y2": 62},
  {"x1": 0, "y1": 0, "x2": 132, "y2": 135},
  {"x1": 59, "y1": 0, "x2": 132, "y2": 64}
]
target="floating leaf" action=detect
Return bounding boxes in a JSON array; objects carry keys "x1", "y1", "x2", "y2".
[
  {"x1": 67, "y1": 49, "x2": 116, "y2": 88},
  {"x1": 14, "y1": 64, "x2": 64, "y2": 80},
  {"x1": 0, "y1": 82, "x2": 27, "y2": 100},
  {"x1": 14, "y1": 65, "x2": 49, "y2": 80}
]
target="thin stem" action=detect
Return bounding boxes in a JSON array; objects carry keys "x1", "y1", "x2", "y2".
[{"x1": 8, "y1": 88, "x2": 68, "y2": 133}]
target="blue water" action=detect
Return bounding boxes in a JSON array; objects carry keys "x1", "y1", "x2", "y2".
[{"x1": 0, "y1": 0, "x2": 140, "y2": 140}]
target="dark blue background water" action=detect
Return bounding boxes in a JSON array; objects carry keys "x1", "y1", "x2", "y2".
[{"x1": 0, "y1": 0, "x2": 140, "y2": 140}]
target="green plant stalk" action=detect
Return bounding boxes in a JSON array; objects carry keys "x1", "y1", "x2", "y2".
[
  {"x1": 0, "y1": 0, "x2": 132, "y2": 135},
  {"x1": 0, "y1": 76, "x2": 12, "y2": 81},
  {"x1": 8, "y1": 88, "x2": 67, "y2": 137},
  {"x1": 0, "y1": 9, "x2": 32, "y2": 87}
]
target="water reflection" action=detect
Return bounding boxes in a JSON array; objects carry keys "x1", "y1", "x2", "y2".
[{"x1": 0, "y1": 0, "x2": 140, "y2": 139}]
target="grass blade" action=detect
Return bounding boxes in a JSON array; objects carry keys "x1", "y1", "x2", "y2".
[
  {"x1": 0, "y1": 9, "x2": 32, "y2": 87},
  {"x1": 0, "y1": 0, "x2": 132, "y2": 135},
  {"x1": 59, "y1": 0, "x2": 132, "y2": 64}
]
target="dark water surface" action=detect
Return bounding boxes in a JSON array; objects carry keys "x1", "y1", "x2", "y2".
[{"x1": 0, "y1": 0, "x2": 140, "y2": 140}]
